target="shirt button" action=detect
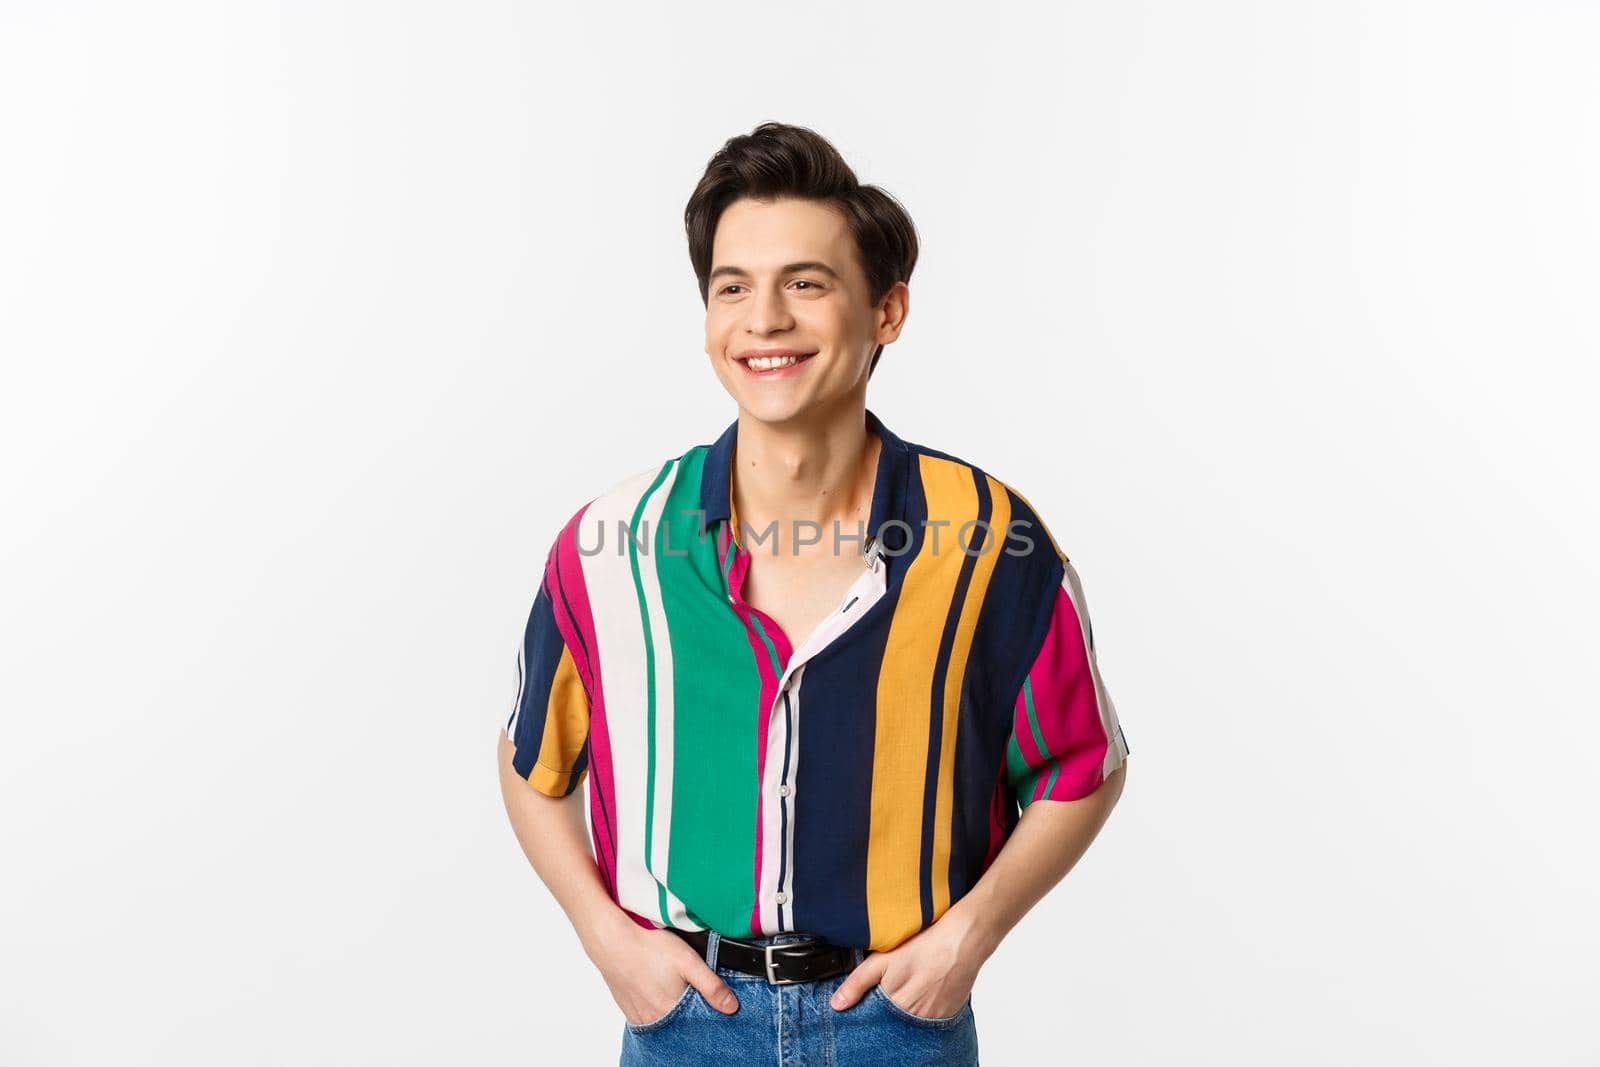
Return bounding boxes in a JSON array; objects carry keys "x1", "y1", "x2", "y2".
[
  {"x1": 778, "y1": 784, "x2": 791, "y2": 797},
  {"x1": 774, "y1": 892, "x2": 788, "y2": 905}
]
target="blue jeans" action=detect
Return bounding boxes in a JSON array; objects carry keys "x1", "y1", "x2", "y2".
[{"x1": 619, "y1": 932, "x2": 979, "y2": 1066}]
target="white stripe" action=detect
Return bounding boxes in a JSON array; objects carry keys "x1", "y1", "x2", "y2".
[
  {"x1": 1060, "y1": 559, "x2": 1130, "y2": 777},
  {"x1": 506, "y1": 638, "x2": 526, "y2": 741},
  {"x1": 778, "y1": 664, "x2": 805, "y2": 927},
  {"x1": 579, "y1": 463, "x2": 682, "y2": 925},
  {"x1": 630, "y1": 464, "x2": 698, "y2": 928},
  {"x1": 757, "y1": 664, "x2": 797, "y2": 932}
]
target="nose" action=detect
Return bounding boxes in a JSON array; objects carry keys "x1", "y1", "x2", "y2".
[{"x1": 744, "y1": 283, "x2": 795, "y2": 335}]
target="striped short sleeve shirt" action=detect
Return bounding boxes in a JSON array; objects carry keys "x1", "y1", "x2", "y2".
[{"x1": 505, "y1": 407, "x2": 1130, "y2": 952}]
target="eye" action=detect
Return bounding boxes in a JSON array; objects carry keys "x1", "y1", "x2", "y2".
[
  {"x1": 718, "y1": 284, "x2": 746, "y2": 296},
  {"x1": 792, "y1": 280, "x2": 819, "y2": 290}
]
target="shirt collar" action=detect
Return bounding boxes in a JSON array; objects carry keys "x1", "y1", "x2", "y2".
[{"x1": 698, "y1": 406, "x2": 914, "y2": 553}]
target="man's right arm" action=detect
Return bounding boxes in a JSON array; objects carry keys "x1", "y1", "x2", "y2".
[
  {"x1": 496, "y1": 729, "x2": 621, "y2": 948},
  {"x1": 495, "y1": 730, "x2": 739, "y2": 1022}
]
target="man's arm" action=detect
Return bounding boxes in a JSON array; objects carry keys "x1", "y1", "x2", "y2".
[
  {"x1": 953, "y1": 760, "x2": 1127, "y2": 956},
  {"x1": 495, "y1": 729, "x2": 619, "y2": 949},
  {"x1": 495, "y1": 731, "x2": 738, "y2": 1022},
  {"x1": 829, "y1": 762, "x2": 1127, "y2": 1016}
]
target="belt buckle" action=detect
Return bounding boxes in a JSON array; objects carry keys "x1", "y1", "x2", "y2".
[{"x1": 763, "y1": 942, "x2": 806, "y2": 986}]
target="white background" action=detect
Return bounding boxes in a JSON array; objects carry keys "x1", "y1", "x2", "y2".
[{"x1": 2, "y1": 2, "x2": 1596, "y2": 1064}]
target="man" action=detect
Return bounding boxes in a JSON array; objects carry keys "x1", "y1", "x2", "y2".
[{"x1": 497, "y1": 121, "x2": 1131, "y2": 1066}]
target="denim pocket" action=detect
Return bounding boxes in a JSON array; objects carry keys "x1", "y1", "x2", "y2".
[
  {"x1": 624, "y1": 984, "x2": 699, "y2": 1034},
  {"x1": 869, "y1": 984, "x2": 972, "y2": 1029}
]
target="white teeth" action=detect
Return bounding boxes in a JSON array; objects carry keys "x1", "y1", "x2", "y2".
[{"x1": 745, "y1": 354, "x2": 809, "y2": 370}]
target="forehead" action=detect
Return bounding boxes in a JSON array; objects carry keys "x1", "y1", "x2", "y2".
[{"x1": 711, "y1": 197, "x2": 857, "y2": 272}]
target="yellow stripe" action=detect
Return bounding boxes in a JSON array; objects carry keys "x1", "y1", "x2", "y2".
[
  {"x1": 929, "y1": 474, "x2": 1010, "y2": 918},
  {"x1": 528, "y1": 643, "x2": 591, "y2": 796},
  {"x1": 866, "y1": 455, "x2": 978, "y2": 950}
]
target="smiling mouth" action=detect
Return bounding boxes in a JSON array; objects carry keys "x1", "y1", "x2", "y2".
[{"x1": 739, "y1": 352, "x2": 817, "y2": 373}]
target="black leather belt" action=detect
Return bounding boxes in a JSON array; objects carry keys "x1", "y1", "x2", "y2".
[{"x1": 672, "y1": 928, "x2": 859, "y2": 986}]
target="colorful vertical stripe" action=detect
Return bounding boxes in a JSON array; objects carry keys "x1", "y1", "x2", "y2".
[{"x1": 504, "y1": 407, "x2": 1130, "y2": 951}]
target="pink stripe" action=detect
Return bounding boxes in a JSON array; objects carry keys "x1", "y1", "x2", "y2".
[
  {"x1": 723, "y1": 523, "x2": 794, "y2": 935},
  {"x1": 1027, "y1": 582, "x2": 1110, "y2": 801},
  {"x1": 549, "y1": 501, "x2": 620, "y2": 896},
  {"x1": 981, "y1": 760, "x2": 1009, "y2": 871}
]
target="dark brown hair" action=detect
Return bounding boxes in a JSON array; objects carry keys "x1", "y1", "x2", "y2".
[{"x1": 685, "y1": 122, "x2": 919, "y2": 379}]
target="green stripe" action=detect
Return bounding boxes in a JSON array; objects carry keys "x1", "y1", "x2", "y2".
[
  {"x1": 657, "y1": 447, "x2": 764, "y2": 934},
  {"x1": 1040, "y1": 761, "x2": 1061, "y2": 800},
  {"x1": 1023, "y1": 674, "x2": 1049, "y2": 758},
  {"x1": 1018, "y1": 675, "x2": 1053, "y2": 809},
  {"x1": 630, "y1": 459, "x2": 676, "y2": 924},
  {"x1": 746, "y1": 611, "x2": 783, "y2": 676},
  {"x1": 721, "y1": 530, "x2": 737, "y2": 585}
]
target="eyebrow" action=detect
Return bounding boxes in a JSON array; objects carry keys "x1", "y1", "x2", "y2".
[{"x1": 708, "y1": 261, "x2": 843, "y2": 284}]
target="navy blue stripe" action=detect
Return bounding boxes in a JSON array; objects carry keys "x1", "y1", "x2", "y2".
[
  {"x1": 918, "y1": 468, "x2": 989, "y2": 926},
  {"x1": 508, "y1": 585, "x2": 565, "y2": 781}
]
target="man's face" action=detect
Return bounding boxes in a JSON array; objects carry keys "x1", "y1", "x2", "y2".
[{"x1": 704, "y1": 196, "x2": 901, "y2": 426}]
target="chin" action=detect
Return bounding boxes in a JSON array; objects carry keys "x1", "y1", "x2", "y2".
[{"x1": 734, "y1": 392, "x2": 816, "y2": 425}]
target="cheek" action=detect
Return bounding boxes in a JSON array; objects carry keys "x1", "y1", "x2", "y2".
[
  {"x1": 705, "y1": 325, "x2": 733, "y2": 366},
  {"x1": 812, "y1": 305, "x2": 860, "y2": 341},
  {"x1": 704, "y1": 314, "x2": 732, "y2": 349}
]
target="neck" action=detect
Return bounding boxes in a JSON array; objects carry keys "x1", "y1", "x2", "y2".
[{"x1": 730, "y1": 404, "x2": 881, "y2": 557}]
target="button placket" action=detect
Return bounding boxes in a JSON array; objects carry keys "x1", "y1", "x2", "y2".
[
  {"x1": 745, "y1": 531, "x2": 891, "y2": 931},
  {"x1": 768, "y1": 550, "x2": 884, "y2": 698}
]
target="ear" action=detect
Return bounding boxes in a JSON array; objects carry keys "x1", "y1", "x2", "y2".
[{"x1": 874, "y1": 281, "x2": 910, "y2": 344}]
